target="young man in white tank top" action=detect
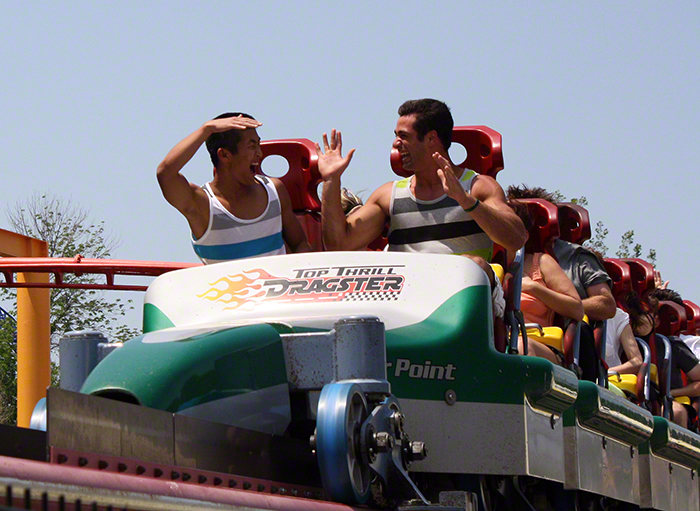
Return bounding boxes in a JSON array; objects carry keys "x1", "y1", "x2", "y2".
[{"x1": 157, "y1": 113, "x2": 311, "y2": 263}]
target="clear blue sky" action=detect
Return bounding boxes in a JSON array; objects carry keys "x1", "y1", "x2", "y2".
[{"x1": 1, "y1": 2, "x2": 698, "y2": 329}]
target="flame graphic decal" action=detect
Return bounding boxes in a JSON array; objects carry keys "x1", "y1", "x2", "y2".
[
  {"x1": 197, "y1": 269, "x2": 272, "y2": 310},
  {"x1": 197, "y1": 266, "x2": 405, "y2": 312}
]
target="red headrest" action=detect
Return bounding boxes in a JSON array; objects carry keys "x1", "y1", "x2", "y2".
[
  {"x1": 683, "y1": 300, "x2": 700, "y2": 335},
  {"x1": 621, "y1": 258, "x2": 656, "y2": 299},
  {"x1": 259, "y1": 139, "x2": 321, "y2": 212},
  {"x1": 557, "y1": 203, "x2": 591, "y2": 245},
  {"x1": 390, "y1": 126, "x2": 504, "y2": 178},
  {"x1": 512, "y1": 198, "x2": 559, "y2": 256},
  {"x1": 603, "y1": 258, "x2": 632, "y2": 304},
  {"x1": 657, "y1": 301, "x2": 688, "y2": 337}
]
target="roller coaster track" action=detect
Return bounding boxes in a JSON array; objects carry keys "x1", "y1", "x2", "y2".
[{"x1": 0, "y1": 257, "x2": 199, "y2": 292}]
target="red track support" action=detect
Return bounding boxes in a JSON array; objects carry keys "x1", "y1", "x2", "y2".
[{"x1": 0, "y1": 257, "x2": 199, "y2": 291}]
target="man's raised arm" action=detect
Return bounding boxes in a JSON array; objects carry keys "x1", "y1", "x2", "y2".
[
  {"x1": 156, "y1": 116, "x2": 262, "y2": 216},
  {"x1": 318, "y1": 130, "x2": 353, "y2": 250},
  {"x1": 318, "y1": 131, "x2": 391, "y2": 251}
]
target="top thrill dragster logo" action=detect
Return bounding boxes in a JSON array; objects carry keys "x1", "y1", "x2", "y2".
[{"x1": 197, "y1": 265, "x2": 406, "y2": 311}]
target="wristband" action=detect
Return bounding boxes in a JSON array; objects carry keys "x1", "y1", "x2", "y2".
[{"x1": 464, "y1": 198, "x2": 480, "y2": 213}]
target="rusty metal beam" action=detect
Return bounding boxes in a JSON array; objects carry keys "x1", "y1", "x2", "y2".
[{"x1": 0, "y1": 455, "x2": 349, "y2": 511}]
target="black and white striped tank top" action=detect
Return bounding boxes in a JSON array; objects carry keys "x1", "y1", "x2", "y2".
[{"x1": 387, "y1": 171, "x2": 493, "y2": 261}]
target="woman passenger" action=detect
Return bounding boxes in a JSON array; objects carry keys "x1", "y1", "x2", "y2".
[
  {"x1": 605, "y1": 306, "x2": 643, "y2": 375},
  {"x1": 509, "y1": 201, "x2": 584, "y2": 365}
]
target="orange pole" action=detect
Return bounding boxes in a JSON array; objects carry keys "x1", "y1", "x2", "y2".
[
  {"x1": 16, "y1": 274, "x2": 51, "y2": 427},
  {"x1": 1, "y1": 229, "x2": 50, "y2": 427}
]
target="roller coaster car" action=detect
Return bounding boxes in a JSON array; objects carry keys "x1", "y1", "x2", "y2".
[
  {"x1": 81, "y1": 249, "x2": 582, "y2": 505},
  {"x1": 78, "y1": 129, "x2": 700, "y2": 509},
  {"x1": 605, "y1": 259, "x2": 700, "y2": 509},
  {"x1": 506, "y1": 204, "x2": 657, "y2": 506}
]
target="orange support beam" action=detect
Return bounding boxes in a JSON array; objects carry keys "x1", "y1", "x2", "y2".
[{"x1": 1, "y1": 229, "x2": 50, "y2": 427}]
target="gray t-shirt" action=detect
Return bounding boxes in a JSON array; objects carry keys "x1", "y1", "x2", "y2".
[{"x1": 552, "y1": 239, "x2": 612, "y2": 299}]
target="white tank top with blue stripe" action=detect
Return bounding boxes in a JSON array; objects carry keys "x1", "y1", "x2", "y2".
[{"x1": 192, "y1": 175, "x2": 286, "y2": 264}]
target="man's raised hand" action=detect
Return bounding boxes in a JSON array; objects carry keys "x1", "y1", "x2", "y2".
[
  {"x1": 654, "y1": 270, "x2": 670, "y2": 290},
  {"x1": 317, "y1": 129, "x2": 355, "y2": 181},
  {"x1": 206, "y1": 115, "x2": 262, "y2": 133},
  {"x1": 434, "y1": 152, "x2": 476, "y2": 210}
]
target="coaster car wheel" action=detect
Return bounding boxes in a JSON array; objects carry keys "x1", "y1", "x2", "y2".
[{"x1": 316, "y1": 382, "x2": 372, "y2": 504}]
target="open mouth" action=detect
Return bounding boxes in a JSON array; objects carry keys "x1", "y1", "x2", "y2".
[{"x1": 250, "y1": 163, "x2": 260, "y2": 173}]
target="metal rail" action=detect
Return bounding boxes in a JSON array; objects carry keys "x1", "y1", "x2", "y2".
[
  {"x1": 0, "y1": 257, "x2": 199, "y2": 291},
  {"x1": 0, "y1": 455, "x2": 354, "y2": 511}
]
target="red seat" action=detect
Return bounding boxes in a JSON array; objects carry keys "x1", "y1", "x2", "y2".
[
  {"x1": 501, "y1": 199, "x2": 583, "y2": 375},
  {"x1": 621, "y1": 258, "x2": 656, "y2": 300},
  {"x1": 390, "y1": 126, "x2": 504, "y2": 178},
  {"x1": 656, "y1": 300, "x2": 688, "y2": 421},
  {"x1": 557, "y1": 203, "x2": 591, "y2": 245},
  {"x1": 602, "y1": 258, "x2": 655, "y2": 405},
  {"x1": 259, "y1": 139, "x2": 323, "y2": 251},
  {"x1": 684, "y1": 300, "x2": 700, "y2": 336},
  {"x1": 512, "y1": 199, "x2": 560, "y2": 257},
  {"x1": 657, "y1": 301, "x2": 688, "y2": 337},
  {"x1": 619, "y1": 258, "x2": 657, "y2": 368},
  {"x1": 603, "y1": 258, "x2": 632, "y2": 308}
]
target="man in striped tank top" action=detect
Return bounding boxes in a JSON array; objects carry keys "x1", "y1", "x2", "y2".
[
  {"x1": 318, "y1": 99, "x2": 526, "y2": 305},
  {"x1": 157, "y1": 113, "x2": 311, "y2": 263}
]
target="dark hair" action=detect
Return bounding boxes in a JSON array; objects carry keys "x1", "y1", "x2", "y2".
[
  {"x1": 397, "y1": 99, "x2": 453, "y2": 150},
  {"x1": 624, "y1": 291, "x2": 658, "y2": 332},
  {"x1": 205, "y1": 112, "x2": 256, "y2": 167},
  {"x1": 507, "y1": 200, "x2": 533, "y2": 233},
  {"x1": 650, "y1": 287, "x2": 684, "y2": 306},
  {"x1": 506, "y1": 184, "x2": 559, "y2": 203}
]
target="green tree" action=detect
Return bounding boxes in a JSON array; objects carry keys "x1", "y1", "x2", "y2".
[
  {"x1": 0, "y1": 319, "x2": 17, "y2": 424},
  {"x1": 585, "y1": 221, "x2": 609, "y2": 258},
  {"x1": 0, "y1": 315, "x2": 60, "y2": 424},
  {"x1": 615, "y1": 229, "x2": 657, "y2": 266},
  {"x1": 569, "y1": 195, "x2": 588, "y2": 207},
  {"x1": 561, "y1": 193, "x2": 657, "y2": 264},
  {"x1": 1, "y1": 193, "x2": 141, "y2": 345},
  {"x1": 0, "y1": 193, "x2": 140, "y2": 424}
]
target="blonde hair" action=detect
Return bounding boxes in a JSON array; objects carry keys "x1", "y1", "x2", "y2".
[{"x1": 340, "y1": 188, "x2": 363, "y2": 215}]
